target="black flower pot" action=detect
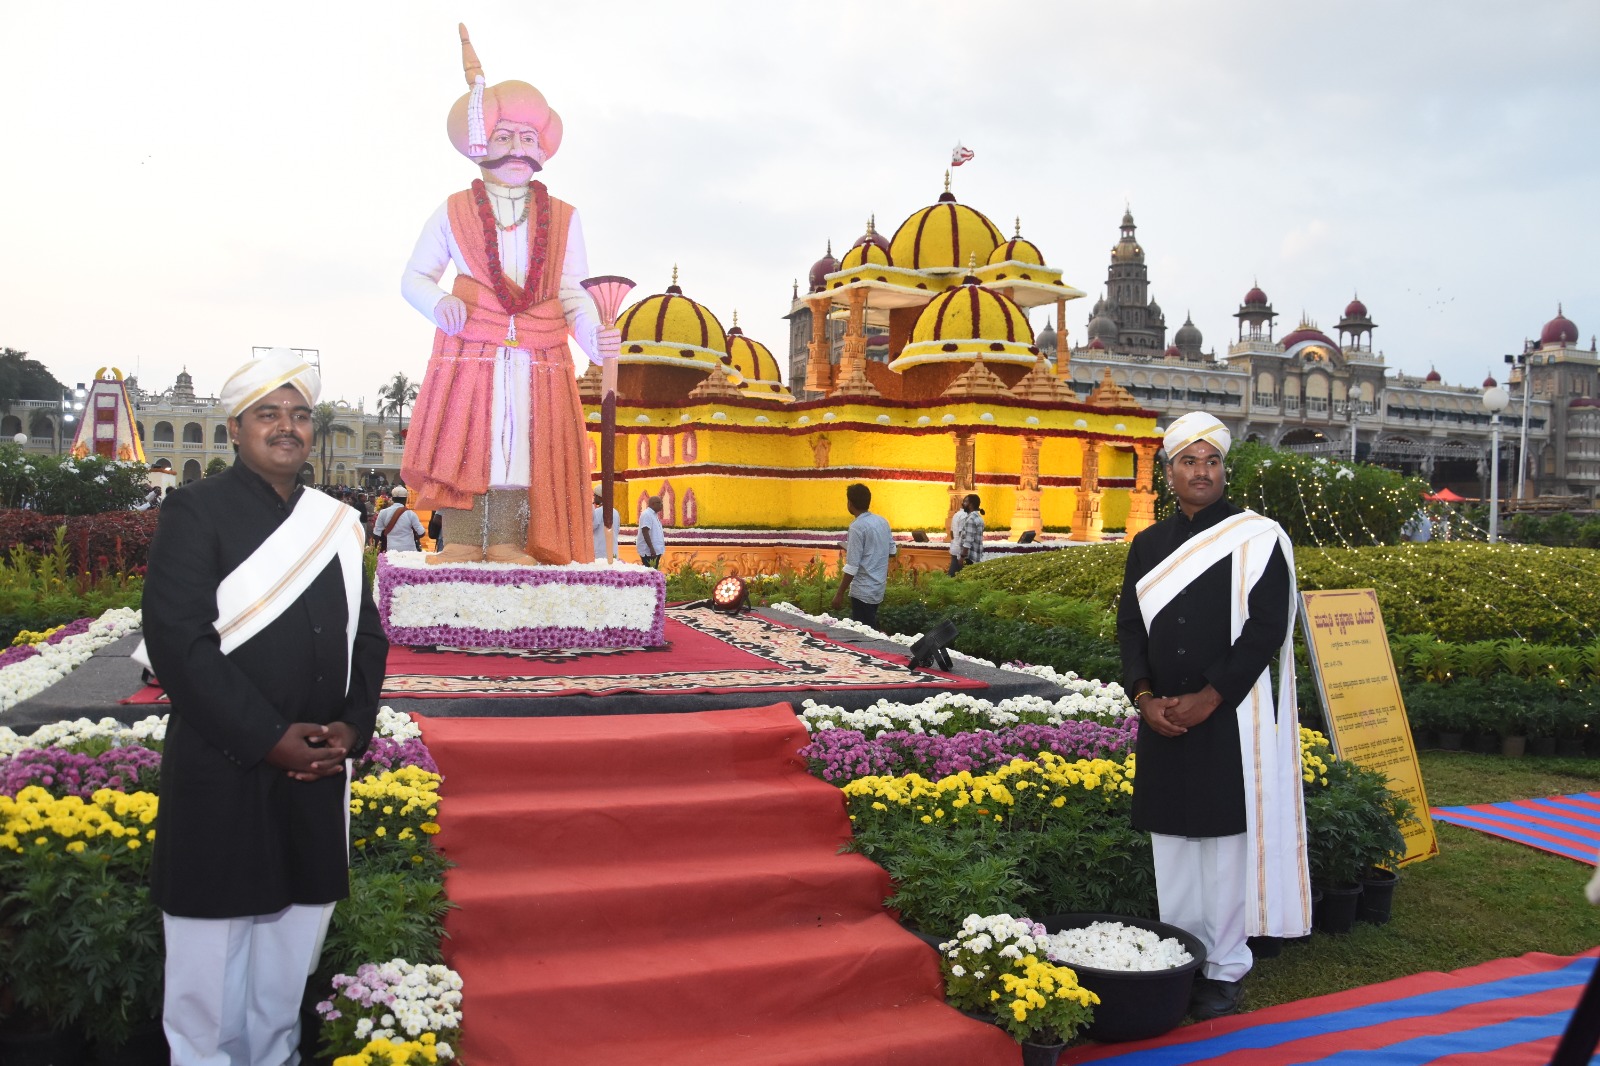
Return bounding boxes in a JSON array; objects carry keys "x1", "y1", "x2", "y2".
[
  {"x1": 1020, "y1": 1039, "x2": 1067, "y2": 1066},
  {"x1": 1315, "y1": 883, "x2": 1362, "y2": 935},
  {"x1": 1437, "y1": 732, "x2": 1464, "y2": 751},
  {"x1": 1529, "y1": 736, "x2": 1558, "y2": 758},
  {"x1": 1039, "y1": 912, "x2": 1205, "y2": 1043},
  {"x1": 1357, "y1": 867, "x2": 1399, "y2": 925},
  {"x1": 1247, "y1": 935, "x2": 1283, "y2": 958}
]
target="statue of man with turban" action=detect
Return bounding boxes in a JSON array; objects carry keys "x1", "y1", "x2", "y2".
[{"x1": 400, "y1": 24, "x2": 619, "y2": 565}]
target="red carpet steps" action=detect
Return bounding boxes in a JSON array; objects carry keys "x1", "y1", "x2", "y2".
[{"x1": 418, "y1": 705, "x2": 1018, "y2": 1066}]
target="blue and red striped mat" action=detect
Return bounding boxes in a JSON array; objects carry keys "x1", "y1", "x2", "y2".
[
  {"x1": 1061, "y1": 951, "x2": 1597, "y2": 1065},
  {"x1": 1432, "y1": 793, "x2": 1600, "y2": 865}
]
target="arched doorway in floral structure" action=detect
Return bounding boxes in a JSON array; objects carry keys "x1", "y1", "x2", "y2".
[
  {"x1": 682, "y1": 488, "x2": 698, "y2": 527},
  {"x1": 658, "y1": 481, "x2": 676, "y2": 526}
]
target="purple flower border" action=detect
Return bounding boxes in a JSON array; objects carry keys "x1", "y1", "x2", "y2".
[{"x1": 375, "y1": 556, "x2": 667, "y2": 650}]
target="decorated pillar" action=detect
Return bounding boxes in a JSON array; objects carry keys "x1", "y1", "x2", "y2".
[
  {"x1": 947, "y1": 430, "x2": 977, "y2": 533},
  {"x1": 1070, "y1": 436, "x2": 1104, "y2": 542},
  {"x1": 832, "y1": 287, "x2": 880, "y2": 398},
  {"x1": 1124, "y1": 440, "x2": 1161, "y2": 536},
  {"x1": 804, "y1": 295, "x2": 833, "y2": 395},
  {"x1": 1013, "y1": 435, "x2": 1043, "y2": 537}
]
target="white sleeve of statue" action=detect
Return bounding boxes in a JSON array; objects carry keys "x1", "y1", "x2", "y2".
[
  {"x1": 401, "y1": 201, "x2": 460, "y2": 321},
  {"x1": 559, "y1": 208, "x2": 602, "y2": 362}
]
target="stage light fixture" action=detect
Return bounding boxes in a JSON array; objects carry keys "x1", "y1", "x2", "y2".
[
  {"x1": 907, "y1": 619, "x2": 957, "y2": 672},
  {"x1": 711, "y1": 576, "x2": 749, "y2": 613}
]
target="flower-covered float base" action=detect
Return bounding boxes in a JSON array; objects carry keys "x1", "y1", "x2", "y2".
[{"x1": 375, "y1": 553, "x2": 667, "y2": 650}]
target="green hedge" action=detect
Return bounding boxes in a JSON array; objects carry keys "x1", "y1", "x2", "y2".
[{"x1": 964, "y1": 541, "x2": 1600, "y2": 646}]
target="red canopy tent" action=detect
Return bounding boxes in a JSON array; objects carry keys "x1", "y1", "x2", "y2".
[{"x1": 1424, "y1": 488, "x2": 1467, "y2": 502}]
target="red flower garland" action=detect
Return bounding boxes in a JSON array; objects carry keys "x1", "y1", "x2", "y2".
[{"x1": 471, "y1": 179, "x2": 552, "y2": 317}]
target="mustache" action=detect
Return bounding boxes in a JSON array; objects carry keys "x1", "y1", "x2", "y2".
[{"x1": 481, "y1": 153, "x2": 543, "y2": 172}]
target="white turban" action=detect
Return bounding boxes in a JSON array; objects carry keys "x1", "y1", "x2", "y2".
[
  {"x1": 220, "y1": 348, "x2": 321, "y2": 419},
  {"x1": 1163, "y1": 412, "x2": 1231, "y2": 459}
]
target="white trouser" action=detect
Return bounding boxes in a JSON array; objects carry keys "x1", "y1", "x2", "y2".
[
  {"x1": 163, "y1": 902, "x2": 336, "y2": 1066},
  {"x1": 1151, "y1": 832, "x2": 1253, "y2": 982}
]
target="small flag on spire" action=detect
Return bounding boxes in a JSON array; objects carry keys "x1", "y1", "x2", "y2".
[{"x1": 951, "y1": 142, "x2": 975, "y2": 166}]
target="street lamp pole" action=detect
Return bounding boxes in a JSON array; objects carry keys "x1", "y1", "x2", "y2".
[
  {"x1": 1505, "y1": 352, "x2": 1532, "y2": 499},
  {"x1": 1483, "y1": 381, "x2": 1509, "y2": 543}
]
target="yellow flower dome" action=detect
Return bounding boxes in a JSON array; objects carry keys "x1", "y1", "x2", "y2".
[
  {"x1": 888, "y1": 186, "x2": 1004, "y2": 272},
  {"x1": 725, "y1": 320, "x2": 794, "y2": 401},
  {"x1": 838, "y1": 217, "x2": 893, "y2": 272},
  {"x1": 615, "y1": 270, "x2": 728, "y2": 374},
  {"x1": 988, "y1": 219, "x2": 1045, "y2": 266},
  {"x1": 891, "y1": 277, "x2": 1038, "y2": 372}
]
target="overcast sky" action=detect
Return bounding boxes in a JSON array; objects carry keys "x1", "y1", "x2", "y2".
[{"x1": 3, "y1": 1, "x2": 1595, "y2": 408}]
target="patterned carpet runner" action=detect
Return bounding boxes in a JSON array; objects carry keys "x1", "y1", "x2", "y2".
[
  {"x1": 1062, "y1": 951, "x2": 1599, "y2": 1065},
  {"x1": 417, "y1": 705, "x2": 1017, "y2": 1065},
  {"x1": 1432, "y1": 793, "x2": 1600, "y2": 865}
]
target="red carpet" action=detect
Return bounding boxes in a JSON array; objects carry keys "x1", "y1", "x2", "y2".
[
  {"x1": 1060, "y1": 950, "x2": 1599, "y2": 1065},
  {"x1": 417, "y1": 706, "x2": 1018, "y2": 1065}
]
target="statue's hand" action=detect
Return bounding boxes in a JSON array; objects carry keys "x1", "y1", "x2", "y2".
[
  {"x1": 433, "y1": 295, "x2": 468, "y2": 336},
  {"x1": 598, "y1": 327, "x2": 621, "y2": 362}
]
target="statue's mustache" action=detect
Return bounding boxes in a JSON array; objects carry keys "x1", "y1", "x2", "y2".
[{"x1": 482, "y1": 153, "x2": 542, "y2": 172}]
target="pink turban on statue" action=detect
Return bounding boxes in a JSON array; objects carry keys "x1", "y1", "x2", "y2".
[{"x1": 447, "y1": 25, "x2": 564, "y2": 164}]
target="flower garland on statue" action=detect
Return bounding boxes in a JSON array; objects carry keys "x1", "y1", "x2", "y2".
[{"x1": 471, "y1": 178, "x2": 551, "y2": 322}]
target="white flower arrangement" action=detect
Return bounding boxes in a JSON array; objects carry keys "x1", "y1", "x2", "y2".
[
  {"x1": 374, "y1": 706, "x2": 421, "y2": 742},
  {"x1": 0, "y1": 713, "x2": 167, "y2": 757},
  {"x1": 939, "y1": 913, "x2": 1055, "y2": 962},
  {"x1": 0, "y1": 607, "x2": 143, "y2": 716},
  {"x1": 799, "y1": 686, "x2": 1132, "y2": 735},
  {"x1": 1040, "y1": 921, "x2": 1194, "y2": 972},
  {"x1": 316, "y1": 959, "x2": 464, "y2": 1061}
]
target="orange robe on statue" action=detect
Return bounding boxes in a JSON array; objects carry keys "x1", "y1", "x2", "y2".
[{"x1": 402, "y1": 187, "x2": 594, "y2": 565}]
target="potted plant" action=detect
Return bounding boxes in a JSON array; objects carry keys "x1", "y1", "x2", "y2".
[
  {"x1": 938, "y1": 914, "x2": 1099, "y2": 1064},
  {"x1": 1302, "y1": 747, "x2": 1416, "y2": 934},
  {"x1": 314, "y1": 959, "x2": 463, "y2": 1064}
]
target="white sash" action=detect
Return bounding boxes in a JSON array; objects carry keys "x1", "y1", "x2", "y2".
[
  {"x1": 134, "y1": 489, "x2": 367, "y2": 695},
  {"x1": 1135, "y1": 509, "x2": 1313, "y2": 939}
]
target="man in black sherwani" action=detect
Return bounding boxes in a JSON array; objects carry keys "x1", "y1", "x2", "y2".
[
  {"x1": 1116, "y1": 412, "x2": 1311, "y2": 1021},
  {"x1": 142, "y1": 350, "x2": 387, "y2": 1066}
]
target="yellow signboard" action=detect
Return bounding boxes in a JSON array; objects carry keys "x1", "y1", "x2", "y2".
[{"x1": 1299, "y1": 588, "x2": 1439, "y2": 865}]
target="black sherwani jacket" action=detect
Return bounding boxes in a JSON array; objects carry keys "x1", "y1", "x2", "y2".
[
  {"x1": 145, "y1": 461, "x2": 387, "y2": 918},
  {"x1": 1116, "y1": 498, "x2": 1290, "y2": 838}
]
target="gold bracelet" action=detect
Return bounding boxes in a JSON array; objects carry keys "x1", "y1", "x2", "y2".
[{"x1": 1133, "y1": 690, "x2": 1154, "y2": 703}]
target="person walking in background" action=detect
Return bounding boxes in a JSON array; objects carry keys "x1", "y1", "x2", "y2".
[
  {"x1": 950, "y1": 493, "x2": 985, "y2": 575},
  {"x1": 1114, "y1": 411, "x2": 1310, "y2": 1021},
  {"x1": 636, "y1": 495, "x2": 665, "y2": 569},
  {"x1": 374, "y1": 486, "x2": 425, "y2": 553},
  {"x1": 831, "y1": 482, "x2": 897, "y2": 627}
]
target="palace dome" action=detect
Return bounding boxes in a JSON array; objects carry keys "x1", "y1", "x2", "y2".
[
  {"x1": 1425, "y1": 367, "x2": 1442, "y2": 382},
  {"x1": 725, "y1": 323, "x2": 793, "y2": 400},
  {"x1": 890, "y1": 278, "x2": 1037, "y2": 372},
  {"x1": 1345, "y1": 296, "x2": 1369, "y2": 318},
  {"x1": 1243, "y1": 285, "x2": 1270, "y2": 307},
  {"x1": 807, "y1": 243, "x2": 838, "y2": 292},
  {"x1": 888, "y1": 188, "x2": 1004, "y2": 271},
  {"x1": 1174, "y1": 315, "x2": 1203, "y2": 350},
  {"x1": 1541, "y1": 305, "x2": 1579, "y2": 347},
  {"x1": 1279, "y1": 324, "x2": 1339, "y2": 350},
  {"x1": 617, "y1": 273, "x2": 732, "y2": 372},
  {"x1": 1087, "y1": 312, "x2": 1118, "y2": 342}
]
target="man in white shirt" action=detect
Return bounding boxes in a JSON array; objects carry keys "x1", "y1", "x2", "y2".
[
  {"x1": 636, "y1": 496, "x2": 665, "y2": 569},
  {"x1": 831, "y1": 483, "x2": 897, "y2": 627},
  {"x1": 375, "y1": 486, "x2": 426, "y2": 553},
  {"x1": 592, "y1": 491, "x2": 621, "y2": 562}
]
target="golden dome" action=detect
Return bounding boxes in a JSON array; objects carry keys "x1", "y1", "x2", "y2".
[
  {"x1": 725, "y1": 317, "x2": 794, "y2": 401},
  {"x1": 888, "y1": 188, "x2": 1003, "y2": 271},
  {"x1": 615, "y1": 269, "x2": 728, "y2": 374},
  {"x1": 988, "y1": 218, "x2": 1045, "y2": 266},
  {"x1": 890, "y1": 277, "x2": 1038, "y2": 371}
]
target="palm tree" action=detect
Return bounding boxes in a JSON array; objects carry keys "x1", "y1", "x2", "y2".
[
  {"x1": 312, "y1": 402, "x2": 354, "y2": 485},
  {"x1": 378, "y1": 373, "x2": 419, "y2": 434}
]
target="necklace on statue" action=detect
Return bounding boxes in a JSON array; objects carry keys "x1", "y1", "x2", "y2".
[
  {"x1": 472, "y1": 179, "x2": 551, "y2": 348},
  {"x1": 484, "y1": 185, "x2": 530, "y2": 231}
]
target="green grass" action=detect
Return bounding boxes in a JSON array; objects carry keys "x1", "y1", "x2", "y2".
[{"x1": 1244, "y1": 751, "x2": 1600, "y2": 1013}]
